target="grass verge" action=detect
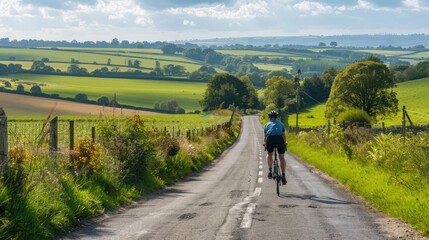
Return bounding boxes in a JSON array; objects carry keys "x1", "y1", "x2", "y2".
[{"x1": 287, "y1": 134, "x2": 429, "y2": 237}]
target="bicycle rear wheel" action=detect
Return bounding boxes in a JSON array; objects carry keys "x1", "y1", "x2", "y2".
[{"x1": 276, "y1": 167, "x2": 281, "y2": 196}]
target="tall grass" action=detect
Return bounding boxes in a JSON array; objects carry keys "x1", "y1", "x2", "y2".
[
  {"x1": 288, "y1": 130, "x2": 429, "y2": 237},
  {"x1": 0, "y1": 111, "x2": 241, "y2": 239}
]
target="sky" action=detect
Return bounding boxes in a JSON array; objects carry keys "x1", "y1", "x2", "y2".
[{"x1": 0, "y1": 0, "x2": 428, "y2": 42}]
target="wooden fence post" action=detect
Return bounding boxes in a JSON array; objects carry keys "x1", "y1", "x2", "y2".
[
  {"x1": 69, "y1": 121, "x2": 74, "y2": 158},
  {"x1": 172, "y1": 127, "x2": 175, "y2": 138},
  {"x1": 91, "y1": 126, "x2": 96, "y2": 143},
  {"x1": 382, "y1": 122, "x2": 385, "y2": 134},
  {"x1": 402, "y1": 106, "x2": 406, "y2": 139},
  {"x1": 49, "y1": 116, "x2": 58, "y2": 152},
  {"x1": 0, "y1": 108, "x2": 8, "y2": 174}
]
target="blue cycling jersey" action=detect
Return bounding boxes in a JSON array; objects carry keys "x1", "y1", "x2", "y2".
[{"x1": 264, "y1": 119, "x2": 285, "y2": 136}]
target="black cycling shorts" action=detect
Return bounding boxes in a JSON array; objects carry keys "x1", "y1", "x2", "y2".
[{"x1": 266, "y1": 135, "x2": 286, "y2": 154}]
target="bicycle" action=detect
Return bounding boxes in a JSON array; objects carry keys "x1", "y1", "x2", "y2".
[
  {"x1": 272, "y1": 144, "x2": 281, "y2": 197},
  {"x1": 264, "y1": 143, "x2": 282, "y2": 197}
]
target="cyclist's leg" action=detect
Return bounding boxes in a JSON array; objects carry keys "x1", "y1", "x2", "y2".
[
  {"x1": 279, "y1": 154, "x2": 286, "y2": 173},
  {"x1": 266, "y1": 152, "x2": 273, "y2": 170}
]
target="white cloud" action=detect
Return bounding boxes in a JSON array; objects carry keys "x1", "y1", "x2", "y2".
[
  {"x1": 0, "y1": 0, "x2": 34, "y2": 17},
  {"x1": 183, "y1": 19, "x2": 196, "y2": 26},
  {"x1": 402, "y1": 0, "x2": 429, "y2": 10},
  {"x1": 166, "y1": 1, "x2": 269, "y2": 20},
  {"x1": 293, "y1": 1, "x2": 334, "y2": 15},
  {"x1": 293, "y1": 0, "x2": 405, "y2": 15}
]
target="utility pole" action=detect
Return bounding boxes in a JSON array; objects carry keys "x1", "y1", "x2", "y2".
[{"x1": 294, "y1": 69, "x2": 301, "y2": 133}]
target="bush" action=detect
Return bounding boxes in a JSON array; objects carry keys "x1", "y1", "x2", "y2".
[
  {"x1": 72, "y1": 136, "x2": 103, "y2": 174},
  {"x1": 30, "y1": 85, "x2": 42, "y2": 95},
  {"x1": 8, "y1": 145, "x2": 30, "y2": 167},
  {"x1": 75, "y1": 93, "x2": 89, "y2": 102},
  {"x1": 16, "y1": 84, "x2": 24, "y2": 92},
  {"x1": 337, "y1": 108, "x2": 371, "y2": 126},
  {"x1": 157, "y1": 137, "x2": 180, "y2": 158},
  {"x1": 98, "y1": 115, "x2": 158, "y2": 182},
  {"x1": 97, "y1": 96, "x2": 110, "y2": 106}
]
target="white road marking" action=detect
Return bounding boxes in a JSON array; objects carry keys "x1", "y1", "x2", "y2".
[
  {"x1": 259, "y1": 161, "x2": 263, "y2": 165},
  {"x1": 259, "y1": 157, "x2": 262, "y2": 160},
  {"x1": 258, "y1": 177, "x2": 263, "y2": 183},
  {"x1": 259, "y1": 165, "x2": 263, "y2": 169},
  {"x1": 254, "y1": 187, "x2": 261, "y2": 196},
  {"x1": 240, "y1": 203, "x2": 257, "y2": 229},
  {"x1": 258, "y1": 171, "x2": 263, "y2": 176}
]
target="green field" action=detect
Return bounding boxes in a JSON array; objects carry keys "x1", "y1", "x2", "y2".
[
  {"x1": 5, "y1": 73, "x2": 207, "y2": 111},
  {"x1": 217, "y1": 49, "x2": 294, "y2": 57},
  {"x1": 0, "y1": 60, "x2": 142, "y2": 73},
  {"x1": 401, "y1": 51, "x2": 429, "y2": 59},
  {"x1": 289, "y1": 77, "x2": 429, "y2": 127},
  {"x1": 352, "y1": 49, "x2": 416, "y2": 56},
  {"x1": 254, "y1": 63, "x2": 292, "y2": 71},
  {"x1": 0, "y1": 48, "x2": 203, "y2": 72}
]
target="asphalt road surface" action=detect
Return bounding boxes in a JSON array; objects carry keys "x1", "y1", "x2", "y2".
[{"x1": 63, "y1": 116, "x2": 386, "y2": 240}]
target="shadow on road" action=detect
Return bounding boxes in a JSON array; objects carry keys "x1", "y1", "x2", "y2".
[{"x1": 281, "y1": 193, "x2": 355, "y2": 205}]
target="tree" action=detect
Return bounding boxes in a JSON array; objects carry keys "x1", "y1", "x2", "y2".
[
  {"x1": 325, "y1": 60, "x2": 398, "y2": 120},
  {"x1": 330, "y1": 41, "x2": 338, "y2": 47},
  {"x1": 4, "y1": 81, "x2": 11, "y2": 88},
  {"x1": 30, "y1": 85, "x2": 42, "y2": 95},
  {"x1": 154, "y1": 99, "x2": 185, "y2": 113},
  {"x1": 161, "y1": 43, "x2": 178, "y2": 54},
  {"x1": 264, "y1": 76, "x2": 295, "y2": 110},
  {"x1": 201, "y1": 73, "x2": 254, "y2": 111},
  {"x1": 133, "y1": 60, "x2": 141, "y2": 68},
  {"x1": 239, "y1": 75, "x2": 259, "y2": 109},
  {"x1": 0, "y1": 63, "x2": 8, "y2": 75},
  {"x1": 96, "y1": 96, "x2": 110, "y2": 105},
  {"x1": 75, "y1": 93, "x2": 89, "y2": 102},
  {"x1": 318, "y1": 42, "x2": 327, "y2": 47},
  {"x1": 16, "y1": 84, "x2": 24, "y2": 92},
  {"x1": 111, "y1": 38, "x2": 119, "y2": 47}
]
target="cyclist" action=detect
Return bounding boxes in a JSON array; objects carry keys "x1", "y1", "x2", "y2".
[{"x1": 264, "y1": 110, "x2": 287, "y2": 185}]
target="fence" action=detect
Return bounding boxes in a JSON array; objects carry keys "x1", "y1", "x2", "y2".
[
  {"x1": 0, "y1": 108, "x2": 235, "y2": 173},
  {"x1": 288, "y1": 106, "x2": 429, "y2": 137}
]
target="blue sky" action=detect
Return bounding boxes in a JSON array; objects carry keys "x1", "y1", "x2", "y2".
[{"x1": 0, "y1": 0, "x2": 428, "y2": 42}]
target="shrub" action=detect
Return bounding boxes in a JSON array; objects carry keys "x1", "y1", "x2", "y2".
[
  {"x1": 72, "y1": 136, "x2": 103, "y2": 174},
  {"x1": 16, "y1": 84, "x2": 24, "y2": 92},
  {"x1": 98, "y1": 115, "x2": 158, "y2": 181},
  {"x1": 75, "y1": 93, "x2": 89, "y2": 102},
  {"x1": 97, "y1": 96, "x2": 110, "y2": 106},
  {"x1": 30, "y1": 85, "x2": 42, "y2": 95},
  {"x1": 8, "y1": 146, "x2": 30, "y2": 166},
  {"x1": 337, "y1": 108, "x2": 371, "y2": 126},
  {"x1": 158, "y1": 136, "x2": 180, "y2": 158},
  {"x1": 4, "y1": 81, "x2": 11, "y2": 88}
]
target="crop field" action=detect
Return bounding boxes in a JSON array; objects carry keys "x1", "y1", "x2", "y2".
[
  {"x1": 0, "y1": 60, "x2": 142, "y2": 73},
  {"x1": 0, "y1": 48, "x2": 203, "y2": 72},
  {"x1": 400, "y1": 51, "x2": 429, "y2": 59},
  {"x1": 0, "y1": 92, "x2": 158, "y2": 116},
  {"x1": 352, "y1": 49, "x2": 416, "y2": 56},
  {"x1": 217, "y1": 49, "x2": 295, "y2": 57},
  {"x1": 5, "y1": 73, "x2": 206, "y2": 111},
  {"x1": 254, "y1": 63, "x2": 292, "y2": 71}
]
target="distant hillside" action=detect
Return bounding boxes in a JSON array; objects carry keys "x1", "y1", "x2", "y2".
[
  {"x1": 0, "y1": 92, "x2": 158, "y2": 116},
  {"x1": 178, "y1": 34, "x2": 429, "y2": 48}
]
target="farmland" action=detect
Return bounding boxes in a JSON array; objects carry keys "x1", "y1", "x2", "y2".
[
  {"x1": 4, "y1": 73, "x2": 206, "y2": 111},
  {"x1": 289, "y1": 77, "x2": 429, "y2": 128},
  {"x1": 0, "y1": 92, "x2": 158, "y2": 116},
  {"x1": 0, "y1": 47, "x2": 203, "y2": 72}
]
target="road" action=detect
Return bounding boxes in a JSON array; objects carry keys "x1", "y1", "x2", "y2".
[{"x1": 63, "y1": 116, "x2": 386, "y2": 240}]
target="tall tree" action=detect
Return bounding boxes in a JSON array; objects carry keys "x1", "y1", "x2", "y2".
[
  {"x1": 325, "y1": 60, "x2": 398, "y2": 120},
  {"x1": 264, "y1": 76, "x2": 295, "y2": 110},
  {"x1": 201, "y1": 73, "x2": 254, "y2": 111}
]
